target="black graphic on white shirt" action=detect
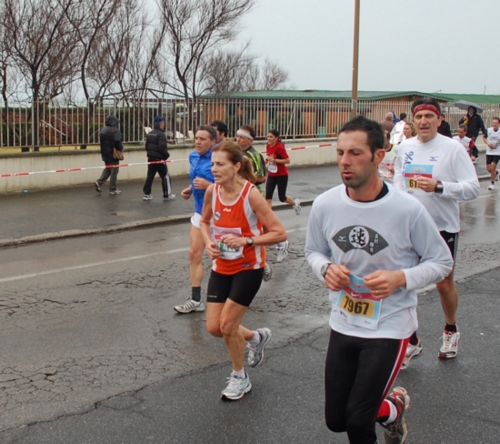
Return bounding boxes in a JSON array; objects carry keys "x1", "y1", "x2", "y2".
[{"x1": 333, "y1": 225, "x2": 388, "y2": 255}]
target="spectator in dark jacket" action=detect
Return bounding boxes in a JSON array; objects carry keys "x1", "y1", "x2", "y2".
[
  {"x1": 95, "y1": 115, "x2": 124, "y2": 195},
  {"x1": 459, "y1": 106, "x2": 487, "y2": 141},
  {"x1": 437, "y1": 114, "x2": 453, "y2": 138},
  {"x1": 142, "y1": 116, "x2": 175, "y2": 201},
  {"x1": 380, "y1": 112, "x2": 395, "y2": 133}
]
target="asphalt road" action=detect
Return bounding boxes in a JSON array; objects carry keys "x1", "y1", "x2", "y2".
[
  {"x1": 0, "y1": 161, "x2": 500, "y2": 444},
  {"x1": 1, "y1": 189, "x2": 500, "y2": 443}
]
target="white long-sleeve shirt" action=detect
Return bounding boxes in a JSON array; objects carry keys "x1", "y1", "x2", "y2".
[
  {"x1": 305, "y1": 184, "x2": 453, "y2": 340},
  {"x1": 393, "y1": 134, "x2": 480, "y2": 233}
]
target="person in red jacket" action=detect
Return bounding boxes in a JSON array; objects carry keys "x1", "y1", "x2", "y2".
[
  {"x1": 265, "y1": 130, "x2": 301, "y2": 214},
  {"x1": 265, "y1": 129, "x2": 301, "y2": 263}
]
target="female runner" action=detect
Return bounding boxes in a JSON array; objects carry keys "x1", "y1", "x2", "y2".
[{"x1": 200, "y1": 141, "x2": 286, "y2": 401}]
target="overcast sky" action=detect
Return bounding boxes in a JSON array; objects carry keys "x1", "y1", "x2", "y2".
[{"x1": 234, "y1": 0, "x2": 499, "y2": 94}]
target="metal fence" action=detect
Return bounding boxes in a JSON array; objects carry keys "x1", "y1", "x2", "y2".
[{"x1": 1, "y1": 98, "x2": 500, "y2": 151}]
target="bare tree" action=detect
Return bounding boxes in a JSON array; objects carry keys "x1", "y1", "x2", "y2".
[
  {"x1": 260, "y1": 58, "x2": 289, "y2": 90},
  {"x1": 64, "y1": 0, "x2": 121, "y2": 102},
  {"x1": 2, "y1": 0, "x2": 82, "y2": 149},
  {"x1": 201, "y1": 52, "x2": 290, "y2": 95},
  {"x1": 3, "y1": 0, "x2": 81, "y2": 101},
  {"x1": 0, "y1": 20, "x2": 12, "y2": 105},
  {"x1": 200, "y1": 44, "x2": 256, "y2": 95},
  {"x1": 112, "y1": 1, "x2": 166, "y2": 102},
  {"x1": 156, "y1": 0, "x2": 255, "y2": 102}
]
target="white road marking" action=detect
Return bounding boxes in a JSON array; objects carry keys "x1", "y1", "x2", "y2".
[
  {"x1": 0, "y1": 227, "x2": 309, "y2": 284},
  {"x1": 0, "y1": 248, "x2": 188, "y2": 283}
]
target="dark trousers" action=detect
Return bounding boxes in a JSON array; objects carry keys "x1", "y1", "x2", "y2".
[
  {"x1": 97, "y1": 160, "x2": 119, "y2": 191},
  {"x1": 143, "y1": 161, "x2": 173, "y2": 197},
  {"x1": 325, "y1": 329, "x2": 407, "y2": 444}
]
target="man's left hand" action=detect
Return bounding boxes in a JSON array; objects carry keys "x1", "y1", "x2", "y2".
[
  {"x1": 416, "y1": 176, "x2": 438, "y2": 193},
  {"x1": 364, "y1": 270, "x2": 406, "y2": 299}
]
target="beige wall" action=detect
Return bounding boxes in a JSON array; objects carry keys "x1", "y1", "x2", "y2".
[{"x1": 0, "y1": 139, "x2": 337, "y2": 193}]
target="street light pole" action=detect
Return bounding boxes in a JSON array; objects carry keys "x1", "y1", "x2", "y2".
[{"x1": 350, "y1": 0, "x2": 360, "y2": 119}]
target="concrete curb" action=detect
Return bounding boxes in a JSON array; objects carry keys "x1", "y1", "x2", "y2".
[
  {"x1": 0, "y1": 199, "x2": 316, "y2": 248},
  {"x1": 1, "y1": 173, "x2": 491, "y2": 248}
]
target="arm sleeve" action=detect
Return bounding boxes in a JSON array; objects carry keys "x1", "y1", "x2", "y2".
[
  {"x1": 402, "y1": 206, "x2": 454, "y2": 290},
  {"x1": 305, "y1": 202, "x2": 333, "y2": 281},
  {"x1": 277, "y1": 144, "x2": 289, "y2": 160},
  {"x1": 258, "y1": 153, "x2": 266, "y2": 177},
  {"x1": 443, "y1": 123, "x2": 452, "y2": 138},
  {"x1": 113, "y1": 130, "x2": 124, "y2": 151},
  {"x1": 441, "y1": 147, "x2": 480, "y2": 201},
  {"x1": 159, "y1": 133, "x2": 170, "y2": 159},
  {"x1": 480, "y1": 117, "x2": 488, "y2": 137}
]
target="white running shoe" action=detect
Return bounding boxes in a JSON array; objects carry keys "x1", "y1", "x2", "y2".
[
  {"x1": 438, "y1": 330, "x2": 460, "y2": 359},
  {"x1": 263, "y1": 263, "x2": 272, "y2": 282},
  {"x1": 221, "y1": 374, "x2": 252, "y2": 401},
  {"x1": 277, "y1": 240, "x2": 289, "y2": 262},
  {"x1": 401, "y1": 339, "x2": 423, "y2": 370},
  {"x1": 294, "y1": 198, "x2": 302, "y2": 216},
  {"x1": 174, "y1": 299, "x2": 205, "y2": 314},
  {"x1": 143, "y1": 194, "x2": 153, "y2": 201},
  {"x1": 247, "y1": 328, "x2": 272, "y2": 367},
  {"x1": 488, "y1": 183, "x2": 495, "y2": 190},
  {"x1": 109, "y1": 189, "x2": 122, "y2": 195}
]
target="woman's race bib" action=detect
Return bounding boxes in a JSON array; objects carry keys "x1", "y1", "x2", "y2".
[
  {"x1": 268, "y1": 161, "x2": 278, "y2": 173},
  {"x1": 213, "y1": 226, "x2": 244, "y2": 260}
]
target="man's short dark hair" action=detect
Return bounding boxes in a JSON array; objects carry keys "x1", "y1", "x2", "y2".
[
  {"x1": 338, "y1": 115, "x2": 384, "y2": 157},
  {"x1": 458, "y1": 124, "x2": 467, "y2": 131},
  {"x1": 196, "y1": 125, "x2": 217, "y2": 141},
  {"x1": 210, "y1": 120, "x2": 228, "y2": 137},
  {"x1": 493, "y1": 117, "x2": 500, "y2": 122},
  {"x1": 400, "y1": 112, "x2": 407, "y2": 120},
  {"x1": 411, "y1": 97, "x2": 441, "y2": 115},
  {"x1": 239, "y1": 124, "x2": 256, "y2": 140}
]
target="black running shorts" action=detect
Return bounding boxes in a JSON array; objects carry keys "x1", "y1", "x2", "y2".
[
  {"x1": 265, "y1": 175, "x2": 289, "y2": 202},
  {"x1": 440, "y1": 230, "x2": 458, "y2": 260},
  {"x1": 207, "y1": 268, "x2": 264, "y2": 307},
  {"x1": 486, "y1": 155, "x2": 500, "y2": 165}
]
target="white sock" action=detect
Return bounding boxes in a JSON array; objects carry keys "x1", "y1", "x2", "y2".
[
  {"x1": 231, "y1": 368, "x2": 246, "y2": 379},
  {"x1": 248, "y1": 331, "x2": 261, "y2": 347}
]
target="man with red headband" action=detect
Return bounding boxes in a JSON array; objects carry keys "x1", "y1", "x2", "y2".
[{"x1": 394, "y1": 97, "x2": 480, "y2": 368}]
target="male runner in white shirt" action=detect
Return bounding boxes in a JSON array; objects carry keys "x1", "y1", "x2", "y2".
[
  {"x1": 482, "y1": 117, "x2": 500, "y2": 190},
  {"x1": 394, "y1": 97, "x2": 480, "y2": 367},
  {"x1": 307, "y1": 115, "x2": 453, "y2": 444}
]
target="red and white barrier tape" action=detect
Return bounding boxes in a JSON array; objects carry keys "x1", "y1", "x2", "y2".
[{"x1": 0, "y1": 143, "x2": 334, "y2": 178}]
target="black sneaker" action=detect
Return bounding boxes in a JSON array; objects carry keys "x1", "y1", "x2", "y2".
[{"x1": 94, "y1": 181, "x2": 101, "y2": 193}]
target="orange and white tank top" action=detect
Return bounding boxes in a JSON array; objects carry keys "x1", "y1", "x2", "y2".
[{"x1": 211, "y1": 180, "x2": 266, "y2": 275}]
